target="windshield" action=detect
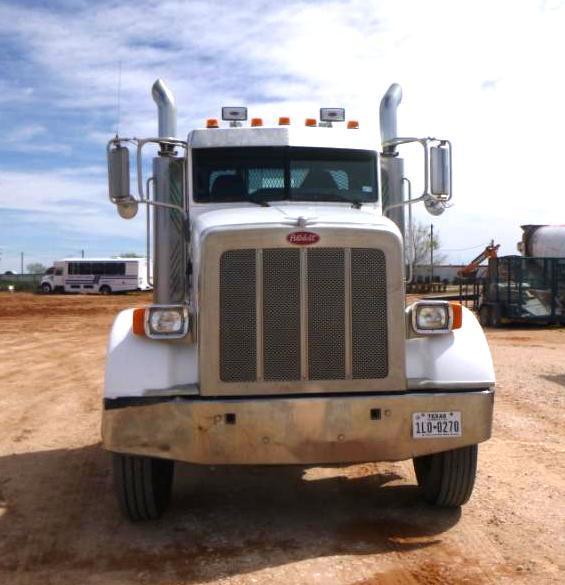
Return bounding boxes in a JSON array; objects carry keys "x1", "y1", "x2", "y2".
[{"x1": 193, "y1": 147, "x2": 378, "y2": 205}]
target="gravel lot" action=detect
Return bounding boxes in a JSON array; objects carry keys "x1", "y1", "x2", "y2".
[{"x1": 0, "y1": 293, "x2": 563, "y2": 584}]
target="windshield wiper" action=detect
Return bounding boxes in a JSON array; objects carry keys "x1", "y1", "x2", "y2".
[
  {"x1": 246, "y1": 194, "x2": 270, "y2": 207},
  {"x1": 332, "y1": 193, "x2": 363, "y2": 209}
]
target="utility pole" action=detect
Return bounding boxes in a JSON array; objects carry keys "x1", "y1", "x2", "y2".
[
  {"x1": 430, "y1": 224, "x2": 434, "y2": 284},
  {"x1": 21, "y1": 252, "x2": 24, "y2": 275}
]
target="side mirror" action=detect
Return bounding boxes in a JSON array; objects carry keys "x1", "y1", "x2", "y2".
[
  {"x1": 108, "y1": 145, "x2": 131, "y2": 202},
  {"x1": 108, "y1": 144, "x2": 138, "y2": 219},
  {"x1": 424, "y1": 196, "x2": 446, "y2": 216},
  {"x1": 430, "y1": 143, "x2": 451, "y2": 197}
]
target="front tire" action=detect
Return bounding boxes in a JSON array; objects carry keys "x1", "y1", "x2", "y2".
[
  {"x1": 99, "y1": 285, "x2": 112, "y2": 295},
  {"x1": 41, "y1": 283, "x2": 52, "y2": 293},
  {"x1": 413, "y1": 444, "x2": 478, "y2": 507},
  {"x1": 112, "y1": 453, "x2": 174, "y2": 521}
]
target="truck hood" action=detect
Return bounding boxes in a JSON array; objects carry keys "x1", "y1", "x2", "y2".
[
  {"x1": 189, "y1": 204, "x2": 402, "y2": 309},
  {"x1": 191, "y1": 203, "x2": 398, "y2": 240}
]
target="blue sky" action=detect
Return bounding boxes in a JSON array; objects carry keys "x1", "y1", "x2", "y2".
[{"x1": 1, "y1": 0, "x2": 564, "y2": 272}]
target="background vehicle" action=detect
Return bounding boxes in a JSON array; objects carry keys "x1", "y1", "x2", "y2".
[
  {"x1": 102, "y1": 80, "x2": 495, "y2": 520},
  {"x1": 40, "y1": 258, "x2": 150, "y2": 294},
  {"x1": 478, "y1": 225, "x2": 565, "y2": 326}
]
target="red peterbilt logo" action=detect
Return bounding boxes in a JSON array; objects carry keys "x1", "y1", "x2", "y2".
[{"x1": 287, "y1": 231, "x2": 320, "y2": 245}]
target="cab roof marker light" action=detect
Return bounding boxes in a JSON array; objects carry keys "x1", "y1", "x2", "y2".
[
  {"x1": 206, "y1": 118, "x2": 219, "y2": 128},
  {"x1": 251, "y1": 118, "x2": 263, "y2": 127},
  {"x1": 278, "y1": 116, "x2": 291, "y2": 125},
  {"x1": 347, "y1": 120, "x2": 360, "y2": 129},
  {"x1": 320, "y1": 107, "x2": 345, "y2": 122},
  {"x1": 305, "y1": 118, "x2": 317, "y2": 127}
]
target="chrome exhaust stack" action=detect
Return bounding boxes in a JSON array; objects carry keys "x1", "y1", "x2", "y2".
[
  {"x1": 379, "y1": 83, "x2": 405, "y2": 240},
  {"x1": 151, "y1": 79, "x2": 177, "y2": 140},
  {"x1": 379, "y1": 83, "x2": 402, "y2": 154},
  {"x1": 150, "y1": 79, "x2": 186, "y2": 304}
]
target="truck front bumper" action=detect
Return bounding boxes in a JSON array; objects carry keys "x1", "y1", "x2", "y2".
[{"x1": 102, "y1": 389, "x2": 494, "y2": 465}]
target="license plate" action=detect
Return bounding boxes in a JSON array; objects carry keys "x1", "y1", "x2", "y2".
[{"x1": 412, "y1": 411, "x2": 462, "y2": 438}]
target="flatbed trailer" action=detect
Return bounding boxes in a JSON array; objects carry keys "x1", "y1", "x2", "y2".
[{"x1": 479, "y1": 255, "x2": 565, "y2": 326}]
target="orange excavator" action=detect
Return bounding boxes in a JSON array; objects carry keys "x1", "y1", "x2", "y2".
[{"x1": 458, "y1": 241, "x2": 500, "y2": 278}]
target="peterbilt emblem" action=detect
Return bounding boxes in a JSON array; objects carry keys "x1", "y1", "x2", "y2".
[{"x1": 287, "y1": 231, "x2": 320, "y2": 245}]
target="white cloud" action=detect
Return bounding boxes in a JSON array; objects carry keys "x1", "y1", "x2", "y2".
[
  {"x1": 3, "y1": 124, "x2": 72, "y2": 155},
  {"x1": 6, "y1": 124, "x2": 46, "y2": 142},
  {"x1": 0, "y1": 80, "x2": 34, "y2": 105},
  {"x1": 0, "y1": 167, "x2": 145, "y2": 237},
  {"x1": 0, "y1": 0, "x2": 564, "y2": 261}
]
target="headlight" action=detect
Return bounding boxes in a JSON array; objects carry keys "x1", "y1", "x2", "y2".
[
  {"x1": 144, "y1": 305, "x2": 189, "y2": 339},
  {"x1": 411, "y1": 301, "x2": 462, "y2": 335}
]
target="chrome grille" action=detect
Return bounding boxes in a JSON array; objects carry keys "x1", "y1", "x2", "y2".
[
  {"x1": 219, "y1": 250, "x2": 256, "y2": 382},
  {"x1": 351, "y1": 248, "x2": 388, "y2": 379},
  {"x1": 307, "y1": 248, "x2": 346, "y2": 380},
  {"x1": 219, "y1": 247, "x2": 388, "y2": 383},
  {"x1": 263, "y1": 249, "x2": 301, "y2": 381}
]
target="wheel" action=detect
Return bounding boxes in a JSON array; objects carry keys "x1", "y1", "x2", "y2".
[
  {"x1": 99, "y1": 285, "x2": 112, "y2": 295},
  {"x1": 489, "y1": 305, "x2": 501, "y2": 328},
  {"x1": 413, "y1": 444, "x2": 478, "y2": 507},
  {"x1": 478, "y1": 305, "x2": 490, "y2": 327},
  {"x1": 112, "y1": 453, "x2": 174, "y2": 521},
  {"x1": 41, "y1": 283, "x2": 52, "y2": 293}
]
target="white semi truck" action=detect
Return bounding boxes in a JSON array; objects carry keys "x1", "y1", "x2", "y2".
[{"x1": 103, "y1": 80, "x2": 495, "y2": 520}]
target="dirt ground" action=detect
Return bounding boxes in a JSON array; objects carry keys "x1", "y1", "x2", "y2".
[{"x1": 0, "y1": 293, "x2": 563, "y2": 585}]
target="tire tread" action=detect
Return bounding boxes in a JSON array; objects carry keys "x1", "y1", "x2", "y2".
[
  {"x1": 112, "y1": 453, "x2": 174, "y2": 521},
  {"x1": 413, "y1": 444, "x2": 478, "y2": 507}
]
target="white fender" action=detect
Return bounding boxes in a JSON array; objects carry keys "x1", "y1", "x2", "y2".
[
  {"x1": 105, "y1": 307, "x2": 494, "y2": 398},
  {"x1": 104, "y1": 309, "x2": 198, "y2": 399},
  {"x1": 406, "y1": 306, "x2": 495, "y2": 389}
]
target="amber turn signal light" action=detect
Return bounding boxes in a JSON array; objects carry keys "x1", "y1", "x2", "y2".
[
  {"x1": 450, "y1": 302, "x2": 463, "y2": 329},
  {"x1": 132, "y1": 308, "x2": 146, "y2": 335}
]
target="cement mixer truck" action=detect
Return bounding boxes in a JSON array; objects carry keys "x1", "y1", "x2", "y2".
[
  {"x1": 519, "y1": 224, "x2": 565, "y2": 257},
  {"x1": 103, "y1": 80, "x2": 495, "y2": 520}
]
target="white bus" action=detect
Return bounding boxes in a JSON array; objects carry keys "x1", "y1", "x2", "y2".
[{"x1": 40, "y1": 258, "x2": 151, "y2": 294}]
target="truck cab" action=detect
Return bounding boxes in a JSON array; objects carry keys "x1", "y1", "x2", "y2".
[{"x1": 103, "y1": 81, "x2": 495, "y2": 520}]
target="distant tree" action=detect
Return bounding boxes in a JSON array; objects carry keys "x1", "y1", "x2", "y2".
[
  {"x1": 119, "y1": 252, "x2": 144, "y2": 258},
  {"x1": 26, "y1": 262, "x2": 47, "y2": 274},
  {"x1": 4, "y1": 270, "x2": 14, "y2": 275},
  {"x1": 410, "y1": 222, "x2": 447, "y2": 266}
]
